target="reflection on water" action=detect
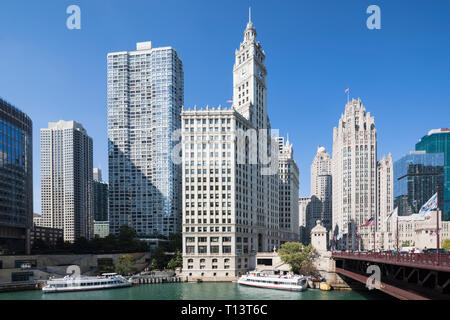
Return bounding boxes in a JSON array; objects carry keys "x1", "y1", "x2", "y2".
[{"x1": 0, "y1": 282, "x2": 390, "y2": 300}]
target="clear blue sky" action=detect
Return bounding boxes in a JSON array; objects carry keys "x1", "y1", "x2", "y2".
[{"x1": 1, "y1": 0, "x2": 449, "y2": 213}]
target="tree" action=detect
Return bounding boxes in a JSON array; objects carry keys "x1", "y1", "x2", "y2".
[
  {"x1": 115, "y1": 254, "x2": 136, "y2": 275},
  {"x1": 401, "y1": 240, "x2": 411, "y2": 247},
  {"x1": 167, "y1": 250, "x2": 182, "y2": 270},
  {"x1": 153, "y1": 246, "x2": 168, "y2": 270},
  {"x1": 278, "y1": 242, "x2": 318, "y2": 275},
  {"x1": 442, "y1": 239, "x2": 450, "y2": 251},
  {"x1": 168, "y1": 233, "x2": 182, "y2": 252}
]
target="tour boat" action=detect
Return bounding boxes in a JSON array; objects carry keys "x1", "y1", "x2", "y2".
[
  {"x1": 42, "y1": 273, "x2": 132, "y2": 293},
  {"x1": 238, "y1": 271, "x2": 308, "y2": 291}
]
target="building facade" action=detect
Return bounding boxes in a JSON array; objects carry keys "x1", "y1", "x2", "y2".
[
  {"x1": 0, "y1": 99, "x2": 33, "y2": 255},
  {"x1": 40, "y1": 120, "x2": 93, "y2": 242},
  {"x1": 93, "y1": 168, "x2": 109, "y2": 222},
  {"x1": 394, "y1": 151, "x2": 444, "y2": 217},
  {"x1": 298, "y1": 197, "x2": 310, "y2": 244},
  {"x1": 181, "y1": 15, "x2": 280, "y2": 279},
  {"x1": 377, "y1": 154, "x2": 393, "y2": 233},
  {"x1": 415, "y1": 128, "x2": 450, "y2": 221},
  {"x1": 309, "y1": 146, "x2": 332, "y2": 237},
  {"x1": 277, "y1": 137, "x2": 299, "y2": 243},
  {"x1": 94, "y1": 221, "x2": 110, "y2": 238},
  {"x1": 107, "y1": 41, "x2": 184, "y2": 238},
  {"x1": 332, "y1": 98, "x2": 377, "y2": 250}
]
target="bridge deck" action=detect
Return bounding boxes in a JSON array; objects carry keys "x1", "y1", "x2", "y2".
[{"x1": 332, "y1": 252, "x2": 450, "y2": 273}]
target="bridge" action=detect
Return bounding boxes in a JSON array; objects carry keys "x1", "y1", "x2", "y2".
[{"x1": 332, "y1": 251, "x2": 450, "y2": 300}]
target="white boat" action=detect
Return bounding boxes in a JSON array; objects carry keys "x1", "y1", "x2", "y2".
[
  {"x1": 42, "y1": 273, "x2": 132, "y2": 293},
  {"x1": 238, "y1": 271, "x2": 308, "y2": 291}
]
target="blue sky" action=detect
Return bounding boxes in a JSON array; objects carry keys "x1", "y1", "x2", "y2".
[{"x1": 0, "y1": 0, "x2": 449, "y2": 213}]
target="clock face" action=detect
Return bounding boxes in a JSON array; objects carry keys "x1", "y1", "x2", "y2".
[{"x1": 240, "y1": 67, "x2": 247, "y2": 79}]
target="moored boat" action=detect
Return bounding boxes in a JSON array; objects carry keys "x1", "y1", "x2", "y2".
[
  {"x1": 238, "y1": 271, "x2": 307, "y2": 291},
  {"x1": 42, "y1": 273, "x2": 132, "y2": 293}
]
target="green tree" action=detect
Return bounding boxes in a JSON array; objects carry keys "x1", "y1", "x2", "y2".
[
  {"x1": 153, "y1": 246, "x2": 168, "y2": 270},
  {"x1": 278, "y1": 242, "x2": 318, "y2": 275},
  {"x1": 115, "y1": 254, "x2": 136, "y2": 275},
  {"x1": 442, "y1": 239, "x2": 450, "y2": 250},
  {"x1": 167, "y1": 250, "x2": 183, "y2": 270},
  {"x1": 168, "y1": 233, "x2": 182, "y2": 252},
  {"x1": 402, "y1": 240, "x2": 411, "y2": 247}
]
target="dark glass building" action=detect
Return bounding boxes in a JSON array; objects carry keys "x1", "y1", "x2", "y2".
[
  {"x1": 93, "y1": 180, "x2": 108, "y2": 222},
  {"x1": 0, "y1": 98, "x2": 33, "y2": 255},
  {"x1": 394, "y1": 151, "x2": 444, "y2": 217},
  {"x1": 416, "y1": 128, "x2": 450, "y2": 220}
]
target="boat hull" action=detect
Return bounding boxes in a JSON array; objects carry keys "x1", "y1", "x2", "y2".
[
  {"x1": 42, "y1": 282, "x2": 132, "y2": 293},
  {"x1": 237, "y1": 279, "x2": 307, "y2": 292}
]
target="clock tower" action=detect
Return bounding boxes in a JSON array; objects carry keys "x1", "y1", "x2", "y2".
[{"x1": 233, "y1": 9, "x2": 268, "y2": 130}]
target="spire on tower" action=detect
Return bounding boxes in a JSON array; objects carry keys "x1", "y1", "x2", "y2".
[{"x1": 249, "y1": 7, "x2": 252, "y2": 23}]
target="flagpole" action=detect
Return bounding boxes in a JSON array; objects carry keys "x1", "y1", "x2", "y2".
[
  {"x1": 396, "y1": 214, "x2": 399, "y2": 253},
  {"x1": 437, "y1": 184, "x2": 440, "y2": 265}
]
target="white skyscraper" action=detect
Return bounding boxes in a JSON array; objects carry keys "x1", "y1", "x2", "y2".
[
  {"x1": 310, "y1": 146, "x2": 332, "y2": 235},
  {"x1": 107, "y1": 42, "x2": 184, "y2": 238},
  {"x1": 377, "y1": 154, "x2": 393, "y2": 233},
  {"x1": 181, "y1": 13, "x2": 280, "y2": 279},
  {"x1": 40, "y1": 120, "x2": 93, "y2": 242},
  {"x1": 278, "y1": 137, "x2": 299, "y2": 243},
  {"x1": 332, "y1": 98, "x2": 377, "y2": 250}
]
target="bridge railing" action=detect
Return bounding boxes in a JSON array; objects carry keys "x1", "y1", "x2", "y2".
[{"x1": 332, "y1": 251, "x2": 450, "y2": 267}]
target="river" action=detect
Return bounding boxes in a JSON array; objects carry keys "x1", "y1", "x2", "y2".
[{"x1": 0, "y1": 282, "x2": 391, "y2": 300}]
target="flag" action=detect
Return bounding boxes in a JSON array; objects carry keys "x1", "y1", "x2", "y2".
[
  {"x1": 360, "y1": 217, "x2": 375, "y2": 227},
  {"x1": 336, "y1": 233, "x2": 343, "y2": 241},
  {"x1": 356, "y1": 227, "x2": 360, "y2": 236},
  {"x1": 430, "y1": 230, "x2": 438, "y2": 236},
  {"x1": 385, "y1": 207, "x2": 398, "y2": 223},
  {"x1": 419, "y1": 193, "x2": 438, "y2": 216},
  {"x1": 226, "y1": 100, "x2": 233, "y2": 103},
  {"x1": 344, "y1": 88, "x2": 349, "y2": 93}
]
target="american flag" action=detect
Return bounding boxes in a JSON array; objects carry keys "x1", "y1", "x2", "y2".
[
  {"x1": 345, "y1": 88, "x2": 349, "y2": 93},
  {"x1": 360, "y1": 217, "x2": 375, "y2": 227},
  {"x1": 226, "y1": 100, "x2": 233, "y2": 103}
]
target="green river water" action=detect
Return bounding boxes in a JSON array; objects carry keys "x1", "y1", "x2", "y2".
[{"x1": 0, "y1": 282, "x2": 391, "y2": 300}]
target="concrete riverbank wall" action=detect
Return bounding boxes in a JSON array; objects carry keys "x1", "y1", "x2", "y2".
[{"x1": 0, "y1": 252, "x2": 150, "y2": 284}]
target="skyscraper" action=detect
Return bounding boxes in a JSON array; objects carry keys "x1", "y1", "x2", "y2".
[
  {"x1": 40, "y1": 120, "x2": 93, "y2": 242},
  {"x1": 181, "y1": 13, "x2": 280, "y2": 279},
  {"x1": 394, "y1": 151, "x2": 444, "y2": 217},
  {"x1": 93, "y1": 168, "x2": 108, "y2": 222},
  {"x1": 377, "y1": 154, "x2": 393, "y2": 233},
  {"x1": 415, "y1": 128, "x2": 450, "y2": 221},
  {"x1": 332, "y1": 98, "x2": 377, "y2": 250},
  {"x1": 107, "y1": 42, "x2": 184, "y2": 238},
  {"x1": 0, "y1": 98, "x2": 33, "y2": 255},
  {"x1": 277, "y1": 137, "x2": 299, "y2": 243},
  {"x1": 309, "y1": 146, "x2": 332, "y2": 237}
]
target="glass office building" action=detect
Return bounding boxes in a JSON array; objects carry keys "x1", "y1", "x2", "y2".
[
  {"x1": 0, "y1": 98, "x2": 33, "y2": 255},
  {"x1": 394, "y1": 151, "x2": 444, "y2": 217},
  {"x1": 416, "y1": 128, "x2": 450, "y2": 220},
  {"x1": 107, "y1": 42, "x2": 183, "y2": 238}
]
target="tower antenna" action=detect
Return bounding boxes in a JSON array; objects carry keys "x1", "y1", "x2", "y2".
[{"x1": 249, "y1": 7, "x2": 252, "y2": 23}]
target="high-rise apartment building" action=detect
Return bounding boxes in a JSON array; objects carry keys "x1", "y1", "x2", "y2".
[
  {"x1": 377, "y1": 154, "x2": 393, "y2": 233},
  {"x1": 309, "y1": 146, "x2": 332, "y2": 236},
  {"x1": 415, "y1": 128, "x2": 450, "y2": 221},
  {"x1": 181, "y1": 14, "x2": 280, "y2": 279},
  {"x1": 332, "y1": 98, "x2": 377, "y2": 250},
  {"x1": 107, "y1": 42, "x2": 184, "y2": 238},
  {"x1": 0, "y1": 98, "x2": 33, "y2": 255},
  {"x1": 277, "y1": 137, "x2": 299, "y2": 243},
  {"x1": 40, "y1": 120, "x2": 93, "y2": 242}
]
